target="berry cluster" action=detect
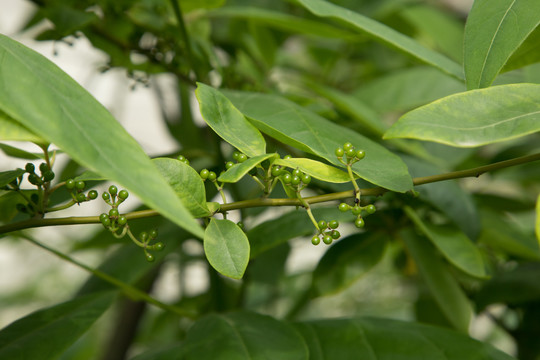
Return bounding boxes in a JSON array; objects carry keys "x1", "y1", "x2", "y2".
[
  {"x1": 138, "y1": 229, "x2": 164, "y2": 262},
  {"x1": 311, "y1": 219, "x2": 341, "y2": 245},
  {"x1": 26, "y1": 162, "x2": 55, "y2": 186},
  {"x1": 177, "y1": 155, "x2": 190, "y2": 166},
  {"x1": 339, "y1": 202, "x2": 376, "y2": 228},
  {"x1": 335, "y1": 142, "x2": 365, "y2": 166},
  {"x1": 272, "y1": 166, "x2": 312, "y2": 191},
  {"x1": 65, "y1": 179, "x2": 98, "y2": 204}
]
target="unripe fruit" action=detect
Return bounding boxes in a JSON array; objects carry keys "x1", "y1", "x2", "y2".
[
  {"x1": 338, "y1": 203, "x2": 349, "y2": 212},
  {"x1": 154, "y1": 242, "x2": 165, "y2": 251},
  {"x1": 200, "y1": 169, "x2": 209, "y2": 179},
  {"x1": 88, "y1": 190, "x2": 98, "y2": 200},
  {"x1": 225, "y1": 161, "x2": 235, "y2": 169},
  {"x1": 343, "y1": 142, "x2": 353, "y2": 151},
  {"x1": 356, "y1": 150, "x2": 365, "y2": 160},
  {"x1": 102, "y1": 192, "x2": 111, "y2": 201},
  {"x1": 351, "y1": 206, "x2": 362, "y2": 216},
  {"x1": 335, "y1": 147, "x2": 344, "y2": 157},
  {"x1": 237, "y1": 154, "x2": 248, "y2": 163},
  {"x1": 76, "y1": 193, "x2": 87, "y2": 202},
  {"x1": 311, "y1": 235, "x2": 320, "y2": 245},
  {"x1": 331, "y1": 230, "x2": 341, "y2": 239},
  {"x1": 318, "y1": 220, "x2": 327, "y2": 230},
  {"x1": 291, "y1": 175, "x2": 301, "y2": 185},
  {"x1": 25, "y1": 163, "x2": 35, "y2": 173},
  {"x1": 43, "y1": 170, "x2": 55, "y2": 182},
  {"x1": 149, "y1": 229, "x2": 158, "y2": 239},
  {"x1": 323, "y1": 234, "x2": 333, "y2": 245},
  {"x1": 365, "y1": 204, "x2": 376, "y2": 214},
  {"x1": 208, "y1": 171, "x2": 217, "y2": 181},
  {"x1": 75, "y1": 180, "x2": 85, "y2": 190},
  {"x1": 355, "y1": 217, "x2": 365, "y2": 228},
  {"x1": 117, "y1": 216, "x2": 127, "y2": 225},
  {"x1": 109, "y1": 208, "x2": 119, "y2": 217},
  {"x1": 329, "y1": 220, "x2": 339, "y2": 229},
  {"x1": 145, "y1": 253, "x2": 155, "y2": 262},
  {"x1": 39, "y1": 163, "x2": 49, "y2": 174},
  {"x1": 118, "y1": 190, "x2": 129, "y2": 200},
  {"x1": 65, "y1": 179, "x2": 75, "y2": 190},
  {"x1": 108, "y1": 185, "x2": 118, "y2": 196},
  {"x1": 281, "y1": 173, "x2": 292, "y2": 184},
  {"x1": 301, "y1": 174, "x2": 311, "y2": 184}
]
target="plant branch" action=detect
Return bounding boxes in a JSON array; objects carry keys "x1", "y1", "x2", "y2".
[{"x1": 1, "y1": 152, "x2": 538, "y2": 235}]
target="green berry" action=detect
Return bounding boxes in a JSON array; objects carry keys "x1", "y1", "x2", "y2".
[
  {"x1": 207, "y1": 171, "x2": 217, "y2": 181},
  {"x1": 43, "y1": 170, "x2": 55, "y2": 182},
  {"x1": 39, "y1": 162, "x2": 49, "y2": 174},
  {"x1": 271, "y1": 166, "x2": 282, "y2": 177},
  {"x1": 149, "y1": 229, "x2": 158, "y2": 239},
  {"x1": 25, "y1": 163, "x2": 35, "y2": 173},
  {"x1": 232, "y1": 151, "x2": 241, "y2": 161},
  {"x1": 283, "y1": 155, "x2": 292, "y2": 159},
  {"x1": 323, "y1": 234, "x2": 333, "y2": 245},
  {"x1": 317, "y1": 220, "x2": 327, "y2": 230},
  {"x1": 356, "y1": 150, "x2": 365, "y2": 160},
  {"x1": 329, "y1": 220, "x2": 339, "y2": 229},
  {"x1": 145, "y1": 253, "x2": 155, "y2": 262},
  {"x1": 118, "y1": 190, "x2": 129, "y2": 200},
  {"x1": 355, "y1": 217, "x2": 365, "y2": 228},
  {"x1": 291, "y1": 175, "x2": 301, "y2": 185},
  {"x1": 117, "y1": 215, "x2": 127, "y2": 225},
  {"x1": 343, "y1": 142, "x2": 353, "y2": 151},
  {"x1": 365, "y1": 204, "x2": 376, "y2": 214},
  {"x1": 88, "y1": 190, "x2": 98, "y2": 200},
  {"x1": 351, "y1": 206, "x2": 362, "y2": 216},
  {"x1": 225, "y1": 161, "x2": 235, "y2": 169},
  {"x1": 30, "y1": 193, "x2": 39, "y2": 204},
  {"x1": 346, "y1": 148, "x2": 356, "y2": 158},
  {"x1": 237, "y1": 153, "x2": 248, "y2": 163},
  {"x1": 99, "y1": 213, "x2": 108, "y2": 222},
  {"x1": 28, "y1": 173, "x2": 41, "y2": 185},
  {"x1": 16, "y1": 203, "x2": 27, "y2": 213},
  {"x1": 75, "y1": 180, "x2": 85, "y2": 190},
  {"x1": 65, "y1": 179, "x2": 75, "y2": 190},
  {"x1": 200, "y1": 169, "x2": 209, "y2": 179},
  {"x1": 311, "y1": 235, "x2": 320, "y2": 245},
  {"x1": 100, "y1": 213, "x2": 110, "y2": 227},
  {"x1": 108, "y1": 185, "x2": 118, "y2": 196},
  {"x1": 331, "y1": 230, "x2": 341, "y2": 239},
  {"x1": 109, "y1": 208, "x2": 119, "y2": 217},
  {"x1": 301, "y1": 174, "x2": 311, "y2": 184},
  {"x1": 177, "y1": 155, "x2": 186, "y2": 162},
  {"x1": 237, "y1": 222, "x2": 245, "y2": 230},
  {"x1": 338, "y1": 203, "x2": 349, "y2": 212},
  {"x1": 281, "y1": 173, "x2": 292, "y2": 184},
  {"x1": 335, "y1": 147, "x2": 344, "y2": 157},
  {"x1": 76, "y1": 193, "x2": 87, "y2": 202},
  {"x1": 140, "y1": 232, "x2": 148, "y2": 242},
  {"x1": 154, "y1": 242, "x2": 165, "y2": 251},
  {"x1": 292, "y1": 169, "x2": 302, "y2": 177},
  {"x1": 102, "y1": 192, "x2": 111, "y2": 201}
]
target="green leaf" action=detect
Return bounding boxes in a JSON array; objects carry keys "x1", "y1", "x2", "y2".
[
  {"x1": 206, "y1": 6, "x2": 356, "y2": 39},
  {"x1": 503, "y1": 26, "x2": 540, "y2": 73},
  {"x1": 0, "y1": 191, "x2": 22, "y2": 224},
  {"x1": 0, "y1": 169, "x2": 25, "y2": 188},
  {"x1": 223, "y1": 90, "x2": 413, "y2": 192},
  {"x1": 402, "y1": 156, "x2": 480, "y2": 240},
  {"x1": 475, "y1": 263, "x2": 540, "y2": 311},
  {"x1": 274, "y1": 157, "x2": 351, "y2": 183},
  {"x1": 294, "y1": 317, "x2": 515, "y2": 360},
  {"x1": 354, "y1": 66, "x2": 465, "y2": 114},
  {"x1": 0, "y1": 292, "x2": 114, "y2": 359},
  {"x1": 72, "y1": 170, "x2": 107, "y2": 182},
  {"x1": 401, "y1": 228, "x2": 472, "y2": 332},
  {"x1": 479, "y1": 210, "x2": 540, "y2": 261},
  {"x1": 153, "y1": 158, "x2": 210, "y2": 218},
  {"x1": 181, "y1": 0, "x2": 225, "y2": 13},
  {"x1": 195, "y1": 83, "x2": 266, "y2": 157},
  {"x1": 537, "y1": 193, "x2": 540, "y2": 244},
  {"x1": 181, "y1": 312, "x2": 308, "y2": 359},
  {"x1": 0, "y1": 35, "x2": 204, "y2": 239},
  {"x1": 0, "y1": 111, "x2": 44, "y2": 143},
  {"x1": 312, "y1": 232, "x2": 387, "y2": 297},
  {"x1": 0, "y1": 143, "x2": 44, "y2": 160},
  {"x1": 218, "y1": 153, "x2": 278, "y2": 183},
  {"x1": 384, "y1": 84, "x2": 540, "y2": 147},
  {"x1": 247, "y1": 207, "x2": 355, "y2": 258},
  {"x1": 404, "y1": 207, "x2": 486, "y2": 278},
  {"x1": 294, "y1": 0, "x2": 464, "y2": 80},
  {"x1": 464, "y1": 0, "x2": 540, "y2": 89},
  {"x1": 204, "y1": 218, "x2": 250, "y2": 279}
]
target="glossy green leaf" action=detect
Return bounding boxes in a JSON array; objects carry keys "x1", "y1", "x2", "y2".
[
  {"x1": 312, "y1": 232, "x2": 387, "y2": 297},
  {"x1": 475, "y1": 263, "x2": 540, "y2": 311},
  {"x1": 0, "y1": 169, "x2": 25, "y2": 188},
  {"x1": 206, "y1": 6, "x2": 356, "y2": 39},
  {"x1": 181, "y1": 312, "x2": 308, "y2": 359},
  {"x1": 204, "y1": 218, "x2": 250, "y2": 279},
  {"x1": 0, "y1": 292, "x2": 115, "y2": 359},
  {"x1": 223, "y1": 90, "x2": 413, "y2": 192},
  {"x1": 153, "y1": 158, "x2": 210, "y2": 218},
  {"x1": 0, "y1": 35, "x2": 204, "y2": 238},
  {"x1": 195, "y1": 83, "x2": 266, "y2": 157},
  {"x1": 464, "y1": 0, "x2": 540, "y2": 89},
  {"x1": 218, "y1": 153, "x2": 278, "y2": 183},
  {"x1": 0, "y1": 111, "x2": 44, "y2": 143},
  {"x1": 503, "y1": 26, "x2": 540, "y2": 73},
  {"x1": 400, "y1": 5, "x2": 464, "y2": 63},
  {"x1": 0, "y1": 143, "x2": 43, "y2": 160},
  {"x1": 479, "y1": 210, "x2": 540, "y2": 261},
  {"x1": 384, "y1": 84, "x2": 540, "y2": 147},
  {"x1": 354, "y1": 67, "x2": 465, "y2": 114},
  {"x1": 401, "y1": 228, "x2": 472, "y2": 332},
  {"x1": 248, "y1": 207, "x2": 355, "y2": 258},
  {"x1": 403, "y1": 156, "x2": 480, "y2": 240},
  {"x1": 405, "y1": 207, "x2": 486, "y2": 278},
  {"x1": 294, "y1": 317, "x2": 515, "y2": 360},
  {"x1": 274, "y1": 157, "x2": 351, "y2": 183},
  {"x1": 295, "y1": 0, "x2": 464, "y2": 80}
]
